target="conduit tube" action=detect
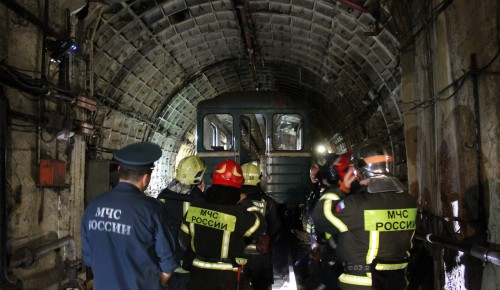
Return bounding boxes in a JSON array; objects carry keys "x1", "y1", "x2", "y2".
[
  {"x1": 0, "y1": 95, "x2": 22, "y2": 289},
  {"x1": 235, "y1": 0, "x2": 257, "y2": 88},
  {"x1": 10, "y1": 236, "x2": 81, "y2": 289},
  {"x1": 10, "y1": 236, "x2": 77, "y2": 269},
  {"x1": 416, "y1": 234, "x2": 500, "y2": 266}
]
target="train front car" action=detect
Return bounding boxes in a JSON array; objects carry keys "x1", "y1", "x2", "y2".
[{"x1": 195, "y1": 91, "x2": 312, "y2": 205}]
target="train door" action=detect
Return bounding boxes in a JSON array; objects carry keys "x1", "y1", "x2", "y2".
[
  {"x1": 266, "y1": 113, "x2": 311, "y2": 204},
  {"x1": 239, "y1": 113, "x2": 266, "y2": 166},
  {"x1": 239, "y1": 115, "x2": 252, "y2": 166}
]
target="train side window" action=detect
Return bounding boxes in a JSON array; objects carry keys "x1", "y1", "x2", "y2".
[
  {"x1": 203, "y1": 114, "x2": 233, "y2": 151},
  {"x1": 272, "y1": 114, "x2": 303, "y2": 151}
]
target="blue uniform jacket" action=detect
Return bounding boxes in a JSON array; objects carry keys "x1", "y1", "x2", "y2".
[{"x1": 82, "y1": 182, "x2": 178, "y2": 290}]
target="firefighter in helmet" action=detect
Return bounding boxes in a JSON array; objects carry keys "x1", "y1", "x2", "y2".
[
  {"x1": 239, "y1": 162, "x2": 282, "y2": 290},
  {"x1": 179, "y1": 159, "x2": 266, "y2": 290},
  {"x1": 304, "y1": 164, "x2": 322, "y2": 249},
  {"x1": 305, "y1": 151, "x2": 352, "y2": 290},
  {"x1": 312, "y1": 140, "x2": 417, "y2": 290},
  {"x1": 157, "y1": 155, "x2": 207, "y2": 290}
]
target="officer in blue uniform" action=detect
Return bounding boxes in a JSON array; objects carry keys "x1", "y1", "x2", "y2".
[{"x1": 81, "y1": 142, "x2": 178, "y2": 290}]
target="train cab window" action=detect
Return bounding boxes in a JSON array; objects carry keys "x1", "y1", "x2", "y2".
[
  {"x1": 272, "y1": 114, "x2": 303, "y2": 151},
  {"x1": 203, "y1": 114, "x2": 233, "y2": 151}
]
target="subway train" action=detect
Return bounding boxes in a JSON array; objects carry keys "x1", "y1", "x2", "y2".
[{"x1": 196, "y1": 90, "x2": 312, "y2": 205}]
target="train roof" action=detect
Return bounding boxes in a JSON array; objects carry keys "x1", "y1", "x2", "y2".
[{"x1": 197, "y1": 91, "x2": 311, "y2": 111}]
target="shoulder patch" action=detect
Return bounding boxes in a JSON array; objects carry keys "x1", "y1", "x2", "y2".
[
  {"x1": 335, "y1": 200, "x2": 345, "y2": 213},
  {"x1": 251, "y1": 199, "x2": 267, "y2": 215}
]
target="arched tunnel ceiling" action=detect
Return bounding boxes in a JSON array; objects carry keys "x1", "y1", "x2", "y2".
[{"x1": 87, "y1": 0, "x2": 402, "y2": 153}]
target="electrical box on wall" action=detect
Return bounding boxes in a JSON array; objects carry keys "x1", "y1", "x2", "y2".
[
  {"x1": 39, "y1": 159, "x2": 66, "y2": 187},
  {"x1": 85, "y1": 160, "x2": 115, "y2": 204}
]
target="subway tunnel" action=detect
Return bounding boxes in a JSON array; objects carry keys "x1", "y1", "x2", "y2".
[{"x1": 0, "y1": 0, "x2": 499, "y2": 289}]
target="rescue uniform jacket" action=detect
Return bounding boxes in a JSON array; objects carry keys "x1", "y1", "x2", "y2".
[
  {"x1": 312, "y1": 184, "x2": 347, "y2": 244},
  {"x1": 240, "y1": 185, "x2": 282, "y2": 254},
  {"x1": 305, "y1": 181, "x2": 322, "y2": 214},
  {"x1": 312, "y1": 187, "x2": 417, "y2": 288},
  {"x1": 157, "y1": 184, "x2": 203, "y2": 265},
  {"x1": 240, "y1": 185, "x2": 281, "y2": 289},
  {"x1": 179, "y1": 197, "x2": 266, "y2": 271},
  {"x1": 82, "y1": 182, "x2": 178, "y2": 290}
]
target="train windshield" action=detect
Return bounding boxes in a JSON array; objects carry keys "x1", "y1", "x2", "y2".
[
  {"x1": 201, "y1": 112, "x2": 304, "y2": 152},
  {"x1": 272, "y1": 114, "x2": 303, "y2": 151}
]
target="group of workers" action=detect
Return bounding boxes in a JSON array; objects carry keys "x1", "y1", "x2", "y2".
[
  {"x1": 81, "y1": 139, "x2": 417, "y2": 290},
  {"x1": 81, "y1": 142, "x2": 281, "y2": 290}
]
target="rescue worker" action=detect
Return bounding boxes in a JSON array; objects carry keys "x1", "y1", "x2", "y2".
[
  {"x1": 296, "y1": 157, "x2": 339, "y2": 284},
  {"x1": 157, "y1": 155, "x2": 207, "y2": 290},
  {"x1": 308, "y1": 153, "x2": 342, "y2": 233},
  {"x1": 312, "y1": 140, "x2": 417, "y2": 290},
  {"x1": 304, "y1": 164, "x2": 322, "y2": 249},
  {"x1": 239, "y1": 162, "x2": 282, "y2": 290},
  {"x1": 179, "y1": 159, "x2": 267, "y2": 290},
  {"x1": 81, "y1": 142, "x2": 177, "y2": 290},
  {"x1": 305, "y1": 152, "x2": 352, "y2": 290},
  {"x1": 316, "y1": 153, "x2": 339, "y2": 191}
]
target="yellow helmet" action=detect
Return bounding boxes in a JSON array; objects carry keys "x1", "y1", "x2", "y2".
[
  {"x1": 241, "y1": 163, "x2": 261, "y2": 186},
  {"x1": 176, "y1": 155, "x2": 206, "y2": 185}
]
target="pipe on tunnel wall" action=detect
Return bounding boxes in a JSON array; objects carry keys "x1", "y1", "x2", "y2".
[
  {"x1": 0, "y1": 94, "x2": 22, "y2": 289},
  {"x1": 10, "y1": 236, "x2": 77, "y2": 268},
  {"x1": 416, "y1": 234, "x2": 500, "y2": 267},
  {"x1": 9, "y1": 236, "x2": 82, "y2": 289}
]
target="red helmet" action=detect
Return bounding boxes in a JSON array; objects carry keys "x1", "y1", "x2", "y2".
[
  {"x1": 212, "y1": 160, "x2": 244, "y2": 188},
  {"x1": 334, "y1": 152, "x2": 352, "y2": 180}
]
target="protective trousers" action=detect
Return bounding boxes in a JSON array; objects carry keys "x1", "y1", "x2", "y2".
[
  {"x1": 187, "y1": 267, "x2": 253, "y2": 290},
  {"x1": 244, "y1": 253, "x2": 274, "y2": 290}
]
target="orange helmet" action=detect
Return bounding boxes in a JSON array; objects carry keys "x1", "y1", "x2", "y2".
[
  {"x1": 334, "y1": 152, "x2": 352, "y2": 180},
  {"x1": 212, "y1": 160, "x2": 244, "y2": 188}
]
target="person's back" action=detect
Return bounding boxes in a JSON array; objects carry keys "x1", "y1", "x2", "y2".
[
  {"x1": 334, "y1": 188, "x2": 415, "y2": 263},
  {"x1": 157, "y1": 155, "x2": 207, "y2": 290},
  {"x1": 179, "y1": 160, "x2": 266, "y2": 290},
  {"x1": 83, "y1": 184, "x2": 173, "y2": 289},
  {"x1": 186, "y1": 192, "x2": 264, "y2": 259},
  {"x1": 312, "y1": 141, "x2": 417, "y2": 290},
  {"x1": 240, "y1": 163, "x2": 282, "y2": 290},
  {"x1": 81, "y1": 142, "x2": 177, "y2": 290}
]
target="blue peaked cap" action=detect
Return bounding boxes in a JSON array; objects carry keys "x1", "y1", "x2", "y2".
[{"x1": 114, "y1": 142, "x2": 162, "y2": 171}]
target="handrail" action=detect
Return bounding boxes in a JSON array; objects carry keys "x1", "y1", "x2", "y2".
[{"x1": 415, "y1": 233, "x2": 500, "y2": 267}]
